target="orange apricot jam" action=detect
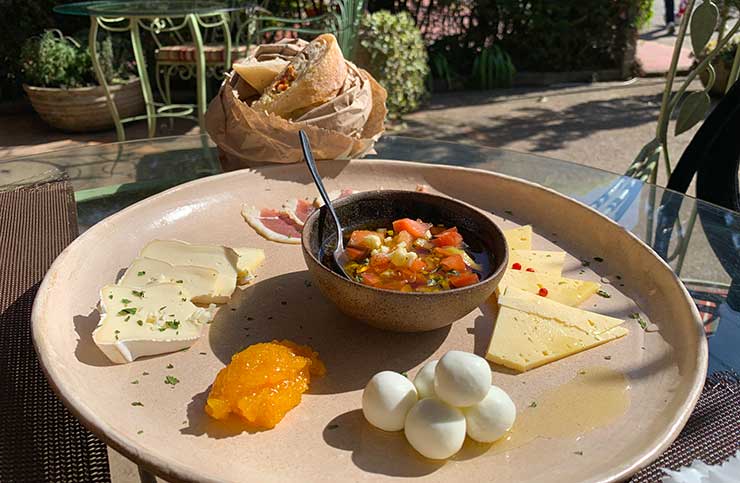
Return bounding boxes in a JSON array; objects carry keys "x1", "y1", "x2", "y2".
[{"x1": 205, "y1": 340, "x2": 326, "y2": 429}]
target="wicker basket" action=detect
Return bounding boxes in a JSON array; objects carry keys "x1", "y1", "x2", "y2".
[{"x1": 23, "y1": 78, "x2": 145, "y2": 132}]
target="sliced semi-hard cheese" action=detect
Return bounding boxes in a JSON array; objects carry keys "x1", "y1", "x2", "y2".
[
  {"x1": 118, "y1": 257, "x2": 225, "y2": 304},
  {"x1": 486, "y1": 287, "x2": 627, "y2": 372},
  {"x1": 497, "y1": 270, "x2": 600, "y2": 307},
  {"x1": 503, "y1": 225, "x2": 532, "y2": 250},
  {"x1": 508, "y1": 250, "x2": 565, "y2": 276},
  {"x1": 140, "y1": 240, "x2": 240, "y2": 296},
  {"x1": 233, "y1": 247, "x2": 265, "y2": 284},
  {"x1": 93, "y1": 283, "x2": 216, "y2": 364}
]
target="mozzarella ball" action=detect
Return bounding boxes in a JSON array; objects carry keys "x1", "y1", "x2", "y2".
[
  {"x1": 362, "y1": 371, "x2": 418, "y2": 431},
  {"x1": 434, "y1": 351, "x2": 491, "y2": 407},
  {"x1": 404, "y1": 398, "x2": 466, "y2": 459},
  {"x1": 463, "y1": 385, "x2": 517, "y2": 443},
  {"x1": 413, "y1": 360, "x2": 438, "y2": 399}
]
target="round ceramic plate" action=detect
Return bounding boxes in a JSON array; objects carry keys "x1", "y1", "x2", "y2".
[{"x1": 32, "y1": 160, "x2": 706, "y2": 483}]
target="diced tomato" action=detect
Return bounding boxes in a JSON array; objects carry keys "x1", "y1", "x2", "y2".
[
  {"x1": 370, "y1": 253, "x2": 390, "y2": 270},
  {"x1": 361, "y1": 272, "x2": 381, "y2": 286},
  {"x1": 348, "y1": 230, "x2": 378, "y2": 249},
  {"x1": 449, "y1": 271, "x2": 479, "y2": 288},
  {"x1": 430, "y1": 225, "x2": 447, "y2": 235},
  {"x1": 380, "y1": 280, "x2": 407, "y2": 291},
  {"x1": 409, "y1": 258, "x2": 426, "y2": 272},
  {"x1": 345, "y1": 246, "x2": 367, "y2": 261},
  {"x1": 433, "y1": 228, "x2": 463, "y2": 247},
  {"x1": 394, "y1": 230, "x2": 414, "y2": 246},
  {"x1": 440, "y1": 254, "x2": 466, "y2": 272},
  {"x1": 392, "y1": 218, "x2": 431, "y2": 238}
]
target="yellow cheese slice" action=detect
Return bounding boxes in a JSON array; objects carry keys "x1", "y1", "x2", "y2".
[
  {"x1": 503, "y1": 225, "x2": 532, "y2": 250},
  {"x1": 497, "y1": 270, "x2": 600, "y2": 307},
  {"x1": 233, "y1": 58, "x2": 289, "y2": 93},
  {"x1": 233, "y1": 247, "x2": 265, "y2": 284},
  {"x1": 508, "y1": 250, "x2": 565, "y2": 275},
  {"x1": 486, "y1": 288, "x2": 627, "y2": 372}
]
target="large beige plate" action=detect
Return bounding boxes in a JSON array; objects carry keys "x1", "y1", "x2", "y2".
[{"x1": 32, "y1": 160, "x2": 706, "y2": 483}]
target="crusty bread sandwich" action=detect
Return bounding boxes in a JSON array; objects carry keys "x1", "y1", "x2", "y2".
[{"x1": 251, "y1": 33, "x2": 348, "y2": 119}]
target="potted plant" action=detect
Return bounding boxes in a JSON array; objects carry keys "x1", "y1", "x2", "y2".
[
  {"x1": 20, "y1": 30, "x2": 144, "y2": 132},
  {"x1": 697, "y1": 36, "x2": 739, "y2": 96}
]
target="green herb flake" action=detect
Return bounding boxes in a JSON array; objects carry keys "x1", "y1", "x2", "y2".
[
  {"x1": 132, "y1": 290, "x2": 144, "y2": 298},
  {"x1": 175, "y1": 280, "x2": 184, "y2": 284},
  {"x1": 108, "y1": 294, "x2": 113, "y2": 299},
  {"x1": 504, "y1": 209, "x2": 513, "y2": 215},
  {"x1": 199, "y1": 352, "x2": 207, "y2": 355},
  {"x1": 159, "y1": 306, "x2": 167, "y2": 312},
  {"x1": 181, "y1": 298, "x2": 187, "y2": 302},
  {"x1": 596, "y1": 289, "x2": 611, "y2": 298},
  {"x1": 327, "y1": 424, "x2": 339, "y2": 430},
  {"x1": 165, "y1": 320, "x2": 180, "y2": 330},
  {"x1": 124, "y1": 315, "x2": 130, "y2": 322},
  {"x1": 578, "y1": 370, "x2": 587, "y2": 375},
  {"x1": 142, "y1": 371, "x2": 149, "y2": 376},
  {"x1": 121, "y1": 298, "x2": 132, "y2": 305},
  {"x1": 137, "y1": 320, "x2": 143, "y2": 326},
  {"x1": 114, "y1": 329, "x2": 120, "y2": 340},
  {"x1": 166, "y1": 364, "x2": 174, "y2": 369},
  {"x1": 164, "y1": 375, "x2": 179, "y2": 386},
  {"x1": 158, "y1": 327, "x2": 166, "y2": 332},
  {"x1": 529, "y1": 401, "x2": 537, "y2": 408},
  {"x1": 603, "y1": 355, "x2": 612, "y2": 360},
  {"x1": 631, "y1": 313, "x2": 648, "y2": 330},
  {"x1": 581, "y1": 260, "x2": 590, "y2": 267},
  {"x1": 574, "y1": 451, "x2": 583, "y2": 456},
  {"x1": 137, "y1": 271, "x2": 146, "y2": 276},
  {"x1": 131, "y1": 380, "x2": 139, "y2": 384},
  {"x1": 593, "y1": 256, "x2": 604, "y2": 263},
  {"x1": 131, "y1": 401, "x2": 144, "y2": 407},
  {"x1": 117, "y1": 307, "x2": 137, "y2": 316},
  {"x1": 558, "y1": 281, "x2": 567, "y2": 285},
  {"x1": 137, "y1": 430, "x2": 144, "y2": 435}
]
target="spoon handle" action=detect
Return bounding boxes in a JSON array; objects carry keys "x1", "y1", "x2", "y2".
[{"x1": 299, "y1": 131, "x2": 344, "y2": 249}]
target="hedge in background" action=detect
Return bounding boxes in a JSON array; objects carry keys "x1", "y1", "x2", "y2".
[{"x1": 357, "y1": 10, "x2": 429, "y2": 117}]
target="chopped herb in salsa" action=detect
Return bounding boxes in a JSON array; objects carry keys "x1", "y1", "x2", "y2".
[{"x1": 343, "y1": 218, "x2": 484, "y2": 292}]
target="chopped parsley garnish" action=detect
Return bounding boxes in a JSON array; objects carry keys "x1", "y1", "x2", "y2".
[
  {"x1": 175, "y1": 280, "x2": 183, "y2": 284},
  {"x1": 137, "y1": 271, "x2": 146, "y2": 276},
  {"x1": 131, "y1": 380, "x2": 139, "y2": 384},
  {"x1": 132, "y1": 290, "x2": 144, "y2": 298},
  {"x1": 529, "y1": 401, "x2": 537, "y2": 408},
  {"x1": 596, "y1": 289, "x2": 611, "y2": 298},
  {"x1": 114, "y1": 329, "x2": 120, "y2": 340},
  {"x1": 164, "y1": 375, "x2": 179, "y2": 386},
  {"x1": 558, "y1": 281, "x2": 567, "y2": 285},
  {"x1": 578, "y1": 370, "x2": 587, "y2": 375},
  {"x1": 117, "y1": 307, "x2": 137, "y2": 316},
  {"x1": 137, "y1": 320, "x2": 143, "y2": 326},
  {"x1": 604, "y1": 355, "x2": 612, "y2": 360},
  {"x1": 166, "y1": 364, "x2": 174, "y2": 369},
  {"x1": 581, "y1": 260, "x2": 591, "y2": 267},
  {"x1": 108, "y1": 294, "x2": 113, "y2": 299},
  {"x1": 327, "y1": 424, "x2": 339, "y2": 430},
  {"x1": 593, "y1": 256, "x2": 604, "y2": 263},
  {"x1": 124, "y1": 315, "x2": 130, "y2": 322},
  {"x1": 504, "y1": 210, "x2": 513, "y2": 215},
  {"x1": 158, "y1": 327, "x2": 166, "y2": 332},
  {"x1": 142, "y1": 371, "x2": 149, "y2": 376},
  {"x1": 137, "y1": 430, "x2": 144, "y2": 435},
  {"x1": 199, "y1": 352, "x2": 207, "y2": 355},
  {"x1": 631, "y1": 313, "x2": 648, "y2": 330},
  {"x1": 121, "y1": 298, "x2": 131, "y2": 305},
  {"x1": 165, "y1": 320, "x2": 180, "y2": 330},
  {"x1": 181, "y1": 298, "x2": 187, "y2": 302},
  {"x1": 574, "y1": 451, "x2": 583, "y2": 456},
  {"x1": 159, "y1": 306, "x2": 166, "y2": 312},
  {"x1": 131, "y1": 401, "x2": 144, "y2": 407}
]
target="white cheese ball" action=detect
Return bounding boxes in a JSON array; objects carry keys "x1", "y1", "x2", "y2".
[
  {"x1": 362, "y1": 371, "x2": 418, "y2": 431},
  {"x1": 463, "y1": 385, "x2": 517, "y2": 443},
  {"x1": 434, "y1": 351, "x2": 491, "y2": 407},
  {"x1": 404, "y1": 398, "x2": 466, "y2": 459},
  {"x1": 413, "y1": 360, "x2": 438, "y2": 399}
]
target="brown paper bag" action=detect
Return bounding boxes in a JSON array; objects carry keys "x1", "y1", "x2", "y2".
[{"x1": 205, "y1": 39, "x2": 387, "y2": 169}]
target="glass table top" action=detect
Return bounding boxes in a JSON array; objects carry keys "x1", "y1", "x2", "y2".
[
  {"x1": 54, "y1": 0, "x2": 250, "y2": 17},
  {"x1": 2, "y1": 134, "x2": 738, "y2": 373}
]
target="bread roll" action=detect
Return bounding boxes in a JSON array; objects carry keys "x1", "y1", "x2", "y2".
[
  {"x1": 233, "y1": 58, "x2": 289, "y2": 93},
  {"x1": 251, "y1": 33, "x2": 348, "y2": 119}
]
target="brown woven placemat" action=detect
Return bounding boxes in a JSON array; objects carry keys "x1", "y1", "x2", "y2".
[
  {"x1": 0, "y1": 178, "x2": 111, "y2": 482},
  {"x1": 630, "y1": 371, "x2": 740, "y2": 482}
]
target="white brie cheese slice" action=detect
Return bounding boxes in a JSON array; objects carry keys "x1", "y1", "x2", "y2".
[
  {"x1": 118, "y1": 257, "x2": 225, "y2": 304},
  {"x1": 92, "y1": 283, "x2": 215, "y2": 364},
  {"x1": 233, "y1": 247, "x2": 265, "y2": 284}
]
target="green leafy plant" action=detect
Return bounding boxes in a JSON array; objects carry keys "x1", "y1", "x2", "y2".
[
  {"x1": 357, "y1": 10, "x2": 429, "y2": 117},
  {"x1": 19, "y1": 29, "x2": 128, "y2": 89},
  {"x1": 471, "y1": 45, "x2": 515, "y2": 89}
]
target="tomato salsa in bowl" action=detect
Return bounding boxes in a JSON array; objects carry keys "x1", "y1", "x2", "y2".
[{"x1": 301, "y1": 190, "x2": 508, "y2": 332}]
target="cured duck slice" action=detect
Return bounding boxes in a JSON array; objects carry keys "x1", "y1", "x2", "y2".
[
  {"x1": 242, "y1": 206, "x2": 302, "y2": 244},
  {"x1": 281, "y1": 198, "x2": 316, "y2": 226}
]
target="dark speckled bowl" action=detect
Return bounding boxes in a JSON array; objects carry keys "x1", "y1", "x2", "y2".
[{"x1": 301, "y1": 190, "x2": 508, "y2": 332}]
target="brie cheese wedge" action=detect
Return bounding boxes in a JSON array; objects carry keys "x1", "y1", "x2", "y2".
[
  {"x1": 118, "y1": 257, "x2": 225, "y2": 304},
  {"x1": 503, "y1": 225, "x2": 532, "y2": 250},
  {"x1": 93, "y1": 283, "x2": 215, "y2": 364}
]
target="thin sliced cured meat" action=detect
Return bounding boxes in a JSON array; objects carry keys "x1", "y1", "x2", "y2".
[
  {"x1": 281, "y1": 198, "x2": 316, "y2": 226},
  {"x1": 242, "y1": 205, "x2": 302, "y2": 244},
  {"x1": 312, "y1": 188, "x2": 356, "y2": 207}
]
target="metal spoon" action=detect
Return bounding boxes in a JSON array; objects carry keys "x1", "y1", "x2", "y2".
[{"x1": 299, "y1": 130, "x2": 351, "y2": 279}]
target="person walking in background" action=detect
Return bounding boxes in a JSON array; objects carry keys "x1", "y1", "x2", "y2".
[{"x1": 665, "y1": 0, "x2": 676, "y2": 34}]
